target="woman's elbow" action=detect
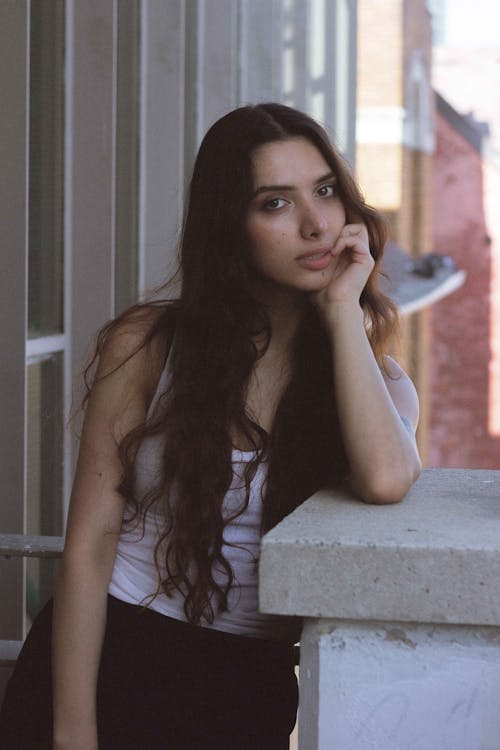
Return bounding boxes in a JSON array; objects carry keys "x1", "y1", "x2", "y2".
[{"x1": 359, "y1": 458, "x2": 422, "y2": 505}]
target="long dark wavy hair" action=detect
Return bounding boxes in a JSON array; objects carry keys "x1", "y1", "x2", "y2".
[{"x1": 88, "y1": 103, "x2": 398, "y2": 625}]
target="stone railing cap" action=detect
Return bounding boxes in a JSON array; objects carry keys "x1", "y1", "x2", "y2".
[{"x1": 259, "y1": 469, "x2": 500, "y2": 626}]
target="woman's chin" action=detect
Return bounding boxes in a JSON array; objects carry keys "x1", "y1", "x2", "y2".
[
  {"x1": 301, "y1": 270, "x2": 334, "y2": 293},
  {"x1": 253, "y1": 270, "x2": 334, "y2": 305}
]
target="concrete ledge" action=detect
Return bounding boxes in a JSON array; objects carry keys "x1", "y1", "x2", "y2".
[{"x1": 259, "y1": 469, "x2": 500, "y2": 626}]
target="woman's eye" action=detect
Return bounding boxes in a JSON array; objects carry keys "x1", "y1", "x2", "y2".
[
  {"x1": 317, "y1": 184, "x2": 337, "y2": 198},
  {"x1": 263, "y1": 197, "x2": 287, "y2": 211}
]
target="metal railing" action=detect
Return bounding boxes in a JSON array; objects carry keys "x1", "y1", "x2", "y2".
[{"x1": 0, "y1": 534, "x2": 64, "y2": 667}]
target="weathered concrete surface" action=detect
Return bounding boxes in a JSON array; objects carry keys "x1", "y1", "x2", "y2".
[
  {"x1": 299, "y1": 618, "x2": 500, "y2": 750},
  {"x1": 259, "y1": 469, "x2": 500, "y2": 625}
]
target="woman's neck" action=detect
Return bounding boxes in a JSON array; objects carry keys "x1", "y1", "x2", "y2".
[
  {"x1": 232, "y1": 286, "x2": 307, "y2": 445},
  {"x1": 255, "y1": 284, "x2": 307, "y2": 355}
]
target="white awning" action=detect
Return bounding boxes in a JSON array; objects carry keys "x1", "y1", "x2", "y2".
[{"x1": 380, "y1": 241, "x2": 466, "y2": 315}]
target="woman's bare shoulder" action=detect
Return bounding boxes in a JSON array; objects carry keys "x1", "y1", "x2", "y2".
[{"x1": 93, "y1": 304, "x2": 172, "y2": 413}]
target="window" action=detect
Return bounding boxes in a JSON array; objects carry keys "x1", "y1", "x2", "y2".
[{"x1": 26, "y1": 0, "x2": 66, "y2": 623}]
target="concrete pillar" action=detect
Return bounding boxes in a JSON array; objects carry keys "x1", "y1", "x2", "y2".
[{"x1": 259, "y1": 469, "x2": 500, "y2": 750}]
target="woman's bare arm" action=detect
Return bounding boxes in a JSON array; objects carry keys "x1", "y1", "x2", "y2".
[
  {"x1": 52, "y1": 318, "x2": 163, "y2": 750},
  {"x1": 312, "y1": 224, "x2": 421, "y2": 504},
  {"x1": 325, "y1": 304, "x2": 421, "y2": 504}
]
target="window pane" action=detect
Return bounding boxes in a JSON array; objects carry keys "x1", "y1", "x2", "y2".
[
  {"x1": 26, "y1": 353, "x2": 64, "y2": 622},
  {"x1": 28, "y1": 0, "x2": 65, "y2": 336}
]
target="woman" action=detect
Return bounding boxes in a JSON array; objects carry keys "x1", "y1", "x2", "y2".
[{"x1": 0, "y1": 103, "x2": 421, "y2": 749}]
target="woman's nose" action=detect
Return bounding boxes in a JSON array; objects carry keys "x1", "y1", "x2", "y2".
[{"x1": 300, "y1": 202, "x2": 328, "y2": 238}]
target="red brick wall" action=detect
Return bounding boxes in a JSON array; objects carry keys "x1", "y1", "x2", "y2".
[{"x1": 428, "y1": 112, "x2": 499, "y2": 467}]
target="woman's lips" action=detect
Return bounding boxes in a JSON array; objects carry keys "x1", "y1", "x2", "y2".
[{"x1": 296, "y1": 249, "x2": 332, "y2": 271}]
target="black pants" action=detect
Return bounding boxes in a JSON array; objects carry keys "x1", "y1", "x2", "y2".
[{"x1": 0, "y1": 596, "x2": 298, "y2": 749}]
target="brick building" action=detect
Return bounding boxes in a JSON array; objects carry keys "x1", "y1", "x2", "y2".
[
  {"x1": 428, "y1": 95, "x2": 500, "y2": 468},
  {"x1": 358, "y1": 2, "x2": 500, "y2": 469},
  {"x1": 431, "y1": 46, "x2": 500, "y2": 467}
]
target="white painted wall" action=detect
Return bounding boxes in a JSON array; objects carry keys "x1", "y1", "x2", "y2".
[{"x1": 301, "y1": 619, "x2": 500, "y2": 750}]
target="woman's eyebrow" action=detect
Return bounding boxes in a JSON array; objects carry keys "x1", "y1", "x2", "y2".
[
  {"x1": 314, "y1": 171, "x2": 336, "y2": 185},
  {"x1": 252, "y1": 172, "x2": 336, "y2": 198}
]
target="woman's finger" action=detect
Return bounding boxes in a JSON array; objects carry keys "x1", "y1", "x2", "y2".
[{"x1": 332, "y1": 233, "x2": 372, "y2": 261}]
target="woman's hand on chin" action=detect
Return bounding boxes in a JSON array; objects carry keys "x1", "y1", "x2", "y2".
[{"x1": 310, "y1": 223, "x2": 374, "y2": 325}]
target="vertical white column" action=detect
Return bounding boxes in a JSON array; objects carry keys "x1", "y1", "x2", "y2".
[
  {"x1": 182, "y1": 0, "x2": 207, "y2": 179},
  {"x1": 0, "y1": 0, "x2": 29, "y2": 648},
  {"x1": 139, "y1": 0, "x2": 186, "y2": 295},
  {"x1": 332, "y1": 0, "x2": 357, "y2": 164},
  {"x1": 239, "y1": 0, "x2": 284, "y2": 104},
  {"x1": 68, "y1": 0, "x2": 117, "y2": 434},
  {"x1": 290, "y1": 0, "x2": 309, "y2": 110},
  {"x1": 63, "y1": 0, "x2": 75, "y2": 511},
  {"x1": 198, "y1": 0, "x2": 239, "y2": 133}
]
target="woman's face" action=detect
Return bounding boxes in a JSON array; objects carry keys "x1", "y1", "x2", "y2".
[{"x1": 246, "y1": 137, "x2": 346, "y2": 301}]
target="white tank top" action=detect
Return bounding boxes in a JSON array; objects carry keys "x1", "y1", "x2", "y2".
[{"x1": 108, "y1": 354, "x2": 298, "y2": 642}]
